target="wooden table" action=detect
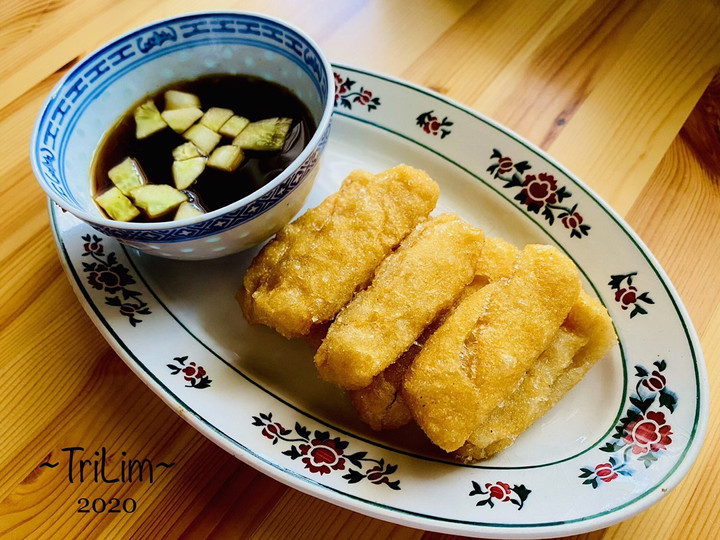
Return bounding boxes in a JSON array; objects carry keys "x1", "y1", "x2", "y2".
[{"x1": 2, "y1": 1, "x2": 719, "y2": 538}]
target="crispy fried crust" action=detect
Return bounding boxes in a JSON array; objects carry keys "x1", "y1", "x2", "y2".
[
  {"x1": 403, "y1": 244, "x2": 581, "y2": 451},
  {"x1": 349, "y1": 238, "x2": 520, "y2": 431},
  {"x1": 474, "y1": 237, "x2": 520, "y2": 283},
  {"x1": 456, "y1": 290, "x2": 616, "y2": 461},
  {"x1": 456, "y1": 327, "x2": 587, "y2": 461},
  {"x1": 349, "y1": 350, "x2": 417, "y2": 430},
  {"x1": 237, "y1": 165, "x2": 439, "y2": 338},
  {"x1": 314, "y1": 214, "x2": 485, "y2": 390}
]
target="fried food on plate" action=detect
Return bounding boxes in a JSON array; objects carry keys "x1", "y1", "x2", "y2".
[
  {"x1": 403, "y1": 244, "x2": 581, "y2": 451},
  {"x1": 349, "y1": 237, "x2": 520, "y2": 431},
  {"x1": 474, "y1": 236, "x2": 520, "y2": 285},
  {"x1": 456, "y1": 326, "x2": 587, "y2": 460},
  {"x1": 558, "y1": 288, "x2": 618, "y2": 394},
  {"x1": 349, "y1": 347, "x2": 417, "y2": 431},
  {"x1": 456, "y1": 290, "x2": 616, "y2": 461},
  {"x1": 238, "y1": 165, "x2": 439, "y2": 338},
  {"x1": 314, "y1": 213, "x2": 485, "y2": 390}
]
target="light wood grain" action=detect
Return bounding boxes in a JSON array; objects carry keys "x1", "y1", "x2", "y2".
[{"x1": 1, "y1": 0, "x2": 719, "y2": 538}]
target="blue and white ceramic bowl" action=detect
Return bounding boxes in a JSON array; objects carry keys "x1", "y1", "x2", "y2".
[{"x1": 31, "y1": 12, "x2": 333, "y2": 260}]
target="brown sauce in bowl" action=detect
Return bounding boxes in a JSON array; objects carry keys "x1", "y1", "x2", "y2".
[{"x1": 92, "y1": 74, "x2": 316, "y2": 221}]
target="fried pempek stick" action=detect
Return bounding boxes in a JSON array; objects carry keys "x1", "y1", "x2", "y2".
[
  {"x1": 349, "y1": 237, "x2": 520, "y2": 431},
  {"x1": 314, "y1": 213, "x2": 485, "y2": 390},
  {"x1": 238, "y1": 165, "x2": 439, "y2": 338},
  {"x1": 403, "y1": 244, "x2": 581, "y2": 452},
  {"x1": 455, "y1": 290, "x2": 616, "y2": 461},
  {"x1": 349, "y1": 348, "x2": 417, "y2": 431}
]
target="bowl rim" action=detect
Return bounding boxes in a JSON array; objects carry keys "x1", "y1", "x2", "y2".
[{"x1": 30, "y1": 10, "x2": 334, "y2": 232}]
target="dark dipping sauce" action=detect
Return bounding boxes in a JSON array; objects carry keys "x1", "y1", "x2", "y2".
[{"x1": 93, "y1": 74, "x2": 316, "y2": 221}]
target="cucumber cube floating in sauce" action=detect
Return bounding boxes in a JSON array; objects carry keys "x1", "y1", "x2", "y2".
[
  {"x1": 208, "y1": 145, "x2": 244, "y2": 172},
  {"x1": 164, "y1": 90, "x2": 201, "y2": 110},
  {"x1": 200, "y1": 107, "x2": 234, "y2": 132},
  {"x1": 172, "y1": 156, "x2": 206, "y2": 190},
  {"x1": 172, "y1": 142, "x2": 204, "y2": 161},
  {"x1": 219, "y1": 115, "x2": 250, "y2": 138},
  {"x1": 174, "y1": 201, "x2": 205, "y2": 220},
  {"x1": 183, "y1": 124, "x2": 222, "y2": 154},
  {"x1": 134, "y1": 99, "x2": 167, "y2": 139},
  {"x1": 94, "y1": 187, "x2": 140, "y2": 222},
  {"x1": 130, "y1": 184, "x2": 187, "y2": 219},
  {"x1": 107, "y1": 157, "x2": 146, "y2": 195},
  {"x1": 161, "y1": 107, "x2": 204, "y2": 133},
  {"x1": 233, "y1": 117, "x2": 292, "y2": 151}
]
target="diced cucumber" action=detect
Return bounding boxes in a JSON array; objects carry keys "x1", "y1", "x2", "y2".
[
  {"x1": 207, "y1": 145, "x2": 244, "y2": 172},
  {"x1": 172, "y1": 156, "x2": 206, "y2": 189},
  {"x1": 183, "y1": 123, "x2": 222, "y2": 154},
  {"x1": 164, "y1": 90, "x2": 201, "y2": 110},
  {"x1": 134, "y1": 99, "x2": 167, "y2": 139},
  {"x1": 200, "y1": 107, "x2": 234, "y2": 132},
  {"x1": 130, "y1": 184, "x2": 188, "y2": 219},
  {"x1": 232, "y1": 117, "x2": 292, "y2": 151},
  {"x1": 219, "y1": 115, "x2": 250, "y2": 138},
  {"x1": 172, "y1": 141, "x2": 204, "y2": 160},
  {"x1": 94, "y1": 187, "x2": 140, "y2": 222},
  {"x1": 161, "y1": 107, "x2": 204, "y2": 133},
  {"x1": 107, "y1": 157, "x2": 146, "y2": 195},
  {"x1": 174, "y1": 201, "x2": 205, "y2": 220}
]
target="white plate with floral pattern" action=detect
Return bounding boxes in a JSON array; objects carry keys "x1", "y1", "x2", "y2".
[{"x1": 50, "y1": 64, "x2": 708, "y2": 538}]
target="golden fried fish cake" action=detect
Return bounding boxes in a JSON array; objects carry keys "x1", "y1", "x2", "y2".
[
  {"x1": 238, "y1": 165, "x2": 439, "y2": 338},
  {"x1": 349, "y1": 278, "x2": 483, "y2": 431},
  {"x1": 558, "y1": 289, "x2": 618, "y2": 387},
  {"x1": 456, "y1": 326, "x2": 588, "y2": 461},
  {"x1": 401, "y1": 284, "x2": 496, "y2": 451},
  {"x1": 474, "y1": 237, "x2": 520, "y2": 284},
  {"x1": 350, "y1": 349, "x2": 417, "y2": 430},
  {"x1": 403, "y1": 244, "x2": 581, "y2": 452},
  {"x1": 314, "y1": 213, "x2": 485, "y2": 390},
  {"x1": 346, "y1": 277, "x2": 482, "y2": 431},
  {"x1": 456, "y1": 290, "x2": 616, "y2": 461},
  {"x1": 349, "y1": 238, "x2": 520, "y2": 431}
]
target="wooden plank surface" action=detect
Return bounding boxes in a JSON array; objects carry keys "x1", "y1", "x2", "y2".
[{"x1": 1, "y1": 0, "x2": 719, "y2": 538}]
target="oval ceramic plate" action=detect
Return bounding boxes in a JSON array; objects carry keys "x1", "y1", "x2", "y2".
[{"x1": 50, "y1": 64, "x2": 708, "y2": 538}]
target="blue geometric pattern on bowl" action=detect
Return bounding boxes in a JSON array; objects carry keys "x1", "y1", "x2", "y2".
[{"x1": 31, "y1": 12, "x2": 331, "y2": 242}]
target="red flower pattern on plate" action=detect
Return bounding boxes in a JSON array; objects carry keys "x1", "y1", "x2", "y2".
[
  {"x1": 334, "y1": 72, "x2": 381, "y2": 111},
  {"x1": 519, "y1": 173, "x2": 558, "y2": 208},
  {"x1": 561, "y1": 211, "x2": 583, "y2": 230},
  {"x1": 497, "y1": 156, "x2": 514, "y2": 175},
  {"x1": 364, "y1": 463, "x2": 399, "y2": 487},
  {"x1": 580, "y1": 457, "x2": 629, "y2": 488},
  {"x1": 582, "y1": 360, "x2": 677, "y2": 487},
  {"x1": 594, "y1": 462, "x2": 618, "y2": 483},
  {"x1": 470, "y1": 481, "x2": 531, "y2": 510},
  {"x1": 182, "y1": 362, "x2": 206, "y2": 383},
  {"x1": 83, "y1": 236, "x2": 104, "y2": 255},
  {"x1": 333, "y1": 72, "x2": 347, "y2": 103},
  {"x1": 642, "y1": 370, "x2": 667, "y2": 392},
  {"x1": 416, "y1": 110, "x2": 453, "y2": 138},
  {"x1": 487, "y1": 150, "x2": 590, "y2": 238},
  {"x1": 623, "y1": 411, "x2": 673, "y2": 455},
  {"x1": 299, "y1": 438, "x2": 346, "y2": 475},
  {"x1": 608, "y1": 272, "x2": 654, "y2": 318},
  {"x1": 615, "y1": 285, "x2": 638, "y2": 310},
  {"x1": 262, "y1": 422, "x2": 290, "y2": 443},
  {"x1": 487, "y1": 482, "x2": 512, "y2": 502},
  {"x1": 81, "y1": 233, "x2": 151, "y2": 326},
  {"x1": 252, "y1": 413, "x2": 400, "y2": 489},
  {"x1": 166, "y1": 356, "x2": 212, "y2": 389}
]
